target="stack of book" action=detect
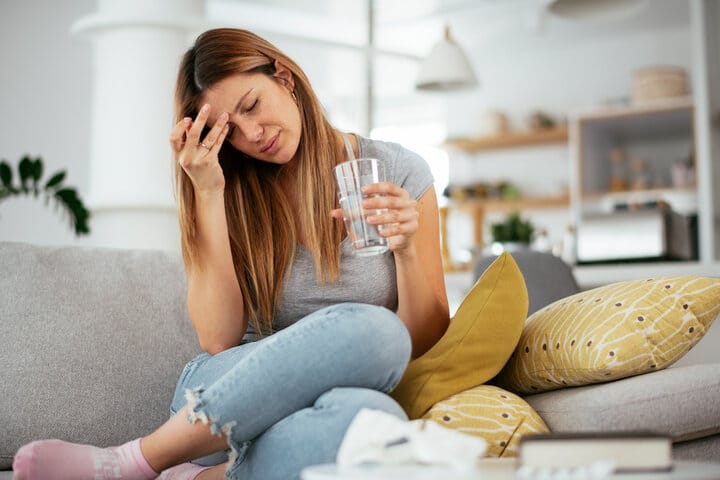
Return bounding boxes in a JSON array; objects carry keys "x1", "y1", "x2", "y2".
[{"x1": 518, "y1": 431, "x2": 673, "y2": 473}]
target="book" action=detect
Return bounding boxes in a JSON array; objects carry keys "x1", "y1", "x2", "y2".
[{"x1": 518, "y1": 431, "x2": 673, "y2": 473}]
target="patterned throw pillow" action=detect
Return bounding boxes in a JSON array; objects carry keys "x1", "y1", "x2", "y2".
[
  {"x1": 496, "y1": 276, "x2": 720, "y2": 395},
  {"x1": 424, "y1": 384, "x2": 549, "y2": 458},
  {"x1": 391, "y1": 253, "x2": 528, "y2": 419}
]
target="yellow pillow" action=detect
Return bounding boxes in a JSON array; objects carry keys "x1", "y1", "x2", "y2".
[
  {"x1": 496, "y1": 276, "x2": 720, "y2": 395},
  {"x1": 391, "y1": 252, "x2": 528, "y2": 419},
  {"x1": 424, "y1": 385, "x2": 549, "y2": 458}
]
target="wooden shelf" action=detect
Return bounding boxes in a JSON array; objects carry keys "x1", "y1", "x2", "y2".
[
  {"x1": 581, "y1": 187, "x2": 697, "y2": 202},
  {"x1": 445, "y1": 127, "x2": 568, "y2": 152},
  {"x1": 576, "y1": 97, "x2": 694, "y2": 123},
  {"x1": 454, "y1": 194, "x2": 570, "y2": 212}
]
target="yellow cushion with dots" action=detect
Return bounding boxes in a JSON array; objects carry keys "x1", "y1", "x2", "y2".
[
  {"x1": 496, "y1": 276, "x2": 720, "y2": 395},
  {"x1": 423, "y1": 384, "x2": 549, "y2": 458}
]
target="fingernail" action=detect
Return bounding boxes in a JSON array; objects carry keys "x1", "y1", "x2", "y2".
[
  {"x1": 220, "y1": 112, "x2": 229, "y2": 121},
  {"x1": 361, "y1": 185, "x2": 370, "y2": 192},
  {"x1": 201, "y1": 104, "x2": 210, "y2": 113},
  {"x1": 183, "y1": 117, "x2": 191, "y2": 125}
]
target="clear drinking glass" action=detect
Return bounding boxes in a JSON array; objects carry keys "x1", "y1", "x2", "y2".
[{"x1": 334, "y1": 157, "x2": 389, "y2": 256}]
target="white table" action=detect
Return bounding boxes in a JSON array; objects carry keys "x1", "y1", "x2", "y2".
[{"x1": 301, "y1": 459, "x2": 720, "y2": 480}]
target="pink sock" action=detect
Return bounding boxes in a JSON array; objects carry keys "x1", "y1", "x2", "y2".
[
  {"x1": 13, "y1": 438, "x2": 158, "y2": 480},
  {"x1": 158, "y1": 462, "x2": 213, "y2": 480}
]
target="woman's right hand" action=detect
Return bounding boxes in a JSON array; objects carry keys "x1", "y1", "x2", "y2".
[{"x1": 170, "y1": 103, "x2": 230, "y2": 196}]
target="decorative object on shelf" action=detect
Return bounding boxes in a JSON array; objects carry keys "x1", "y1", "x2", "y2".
[
  {"x1": 546, "y1": 0, "x2": 649, "y2": 22},
  {"x1": 444, "y1": 181, "x2": 518, "y2": 201},
  {"x1": 0, "y1": 155, "x2": 90, "y2": 236},
  {"x1": 631, "y1": 65, "x2": 690, "y2": 104},
  {"x1": 671, "y1": 152, "x2": 696, "y2": 188},
  {"x1": 628, "y1": 157, "x2": 649, "y2": 191},
  {"x1": 490, "y1": 211, "x2": 534, "y2": 254},
  {"x1": 415, "y1": 25, "x2": 478, "y2": 91},
  {"x1": 527, "y1": 110, "x2": 557, "y2": 131},
  {"x1": 608, "y1": 147, "x2": 627, "y2": 192},
  {"x1": 478, "y1": 110, "x2": 510, "y2": 136},
  {"x1": 561, "y1": 224, "x2": 576, "y2": 265}
]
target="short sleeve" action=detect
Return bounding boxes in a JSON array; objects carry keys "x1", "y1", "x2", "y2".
[{"x1": 358, "y1": 137, "x2": 435, "y2": 200}]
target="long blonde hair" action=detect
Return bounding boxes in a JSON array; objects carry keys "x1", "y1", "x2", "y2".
[{"x1": 174, "y1": 28, "x2": 345, "y2": 335}]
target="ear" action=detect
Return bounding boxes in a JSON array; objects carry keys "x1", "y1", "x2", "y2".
[{"x1": 273, "y1": 60, "x2": 295, "y2": 93}]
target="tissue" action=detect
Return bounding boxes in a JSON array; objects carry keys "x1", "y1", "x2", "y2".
[{"x1": 337, "y1": 408, "x2": 487, "y2": 472}]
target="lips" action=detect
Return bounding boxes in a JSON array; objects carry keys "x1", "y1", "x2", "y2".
[{"x1": 260, "y1": 134, "x2": 279, "y2": 154}]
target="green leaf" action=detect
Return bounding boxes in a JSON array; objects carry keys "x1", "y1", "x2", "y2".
[
  {"x1": 44, "y1": 171, "x2": 66, "y2": 190},
  {"x1": 55, "y1": 187, "x2": 91, "y2": 236},
  {"x1": 19, "y1": 156, "x2": 32, "y2": 193},
  {"x1": 31, "y1": 158, "x2": 43, "y2": 195},
  {"x1": 0, "y1": 161, "x2": 12, "y2": 189}
]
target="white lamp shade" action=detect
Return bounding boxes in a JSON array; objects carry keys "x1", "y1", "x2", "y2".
[{"x1": 416, "y1": 26, "x2": 478, "y2": 91}]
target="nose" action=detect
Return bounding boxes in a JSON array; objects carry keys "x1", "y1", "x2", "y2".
[{"x1": 236, "y1": 118, "x2": 263, "y2": 143}]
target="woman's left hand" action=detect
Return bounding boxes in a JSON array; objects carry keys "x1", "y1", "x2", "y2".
[{"x1": 332, "y1": 182, "x2": 419, "y2": 255}]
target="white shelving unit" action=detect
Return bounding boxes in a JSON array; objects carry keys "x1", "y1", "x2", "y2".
[{"x1": 568, "y1": 1, "x2": 720, "y2": 287}]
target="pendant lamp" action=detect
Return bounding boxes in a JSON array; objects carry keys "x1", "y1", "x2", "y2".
[
  {"x1": 547, "y1": 0, "x2": 649, "y2": 21},
  {"x1": 415, "y1": 25, "x2": 478, "y2": 91}
]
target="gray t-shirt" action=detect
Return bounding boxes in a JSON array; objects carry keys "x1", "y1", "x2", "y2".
[{"x1": 244, "y1": 135, "x2": 434, "y2": 340}]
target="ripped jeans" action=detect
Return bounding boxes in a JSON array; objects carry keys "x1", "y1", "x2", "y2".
[{"x1": 168, "y1": 303, "x2": 411, "y2": 480}]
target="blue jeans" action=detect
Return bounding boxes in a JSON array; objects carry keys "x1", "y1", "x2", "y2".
[{"x1": 169, "y1": 303, "x2": 411, "y2": 480}]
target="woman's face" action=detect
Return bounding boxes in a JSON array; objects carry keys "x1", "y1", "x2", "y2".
[{"x1": 202, "y1": 66, "x2": 301, "y2": 165}]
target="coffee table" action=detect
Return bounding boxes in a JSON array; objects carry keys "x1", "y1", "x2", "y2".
[{"x1": 301, "y1": 459, "x2": 720, "y2": 480}]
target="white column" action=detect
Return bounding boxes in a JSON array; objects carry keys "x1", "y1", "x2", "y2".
[{"x1": 72, "y1": 0, "x2": 205, "y2": 251}]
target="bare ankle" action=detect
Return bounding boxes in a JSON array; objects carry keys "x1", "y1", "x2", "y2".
[{"x1": 196, "y1": 464, "x2": 227, "y2": 480}]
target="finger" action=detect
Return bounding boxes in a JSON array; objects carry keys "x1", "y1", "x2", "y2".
[
  {"x1": 367, "y1": 208, "x2": 417, "y2": 225},
  {"x1": 362, "y1": 196, "x2": 416, "y2": 211},
  {"x1": 379, "y1": 221, "x2": 417, "y2": 238},
  {"x1": 201, "y1": 112, "x2": 229, "y2": 149},
  {"x1": 330, "y1": 208, "x2": 344, "y2": 219},
  {"x1": 208, "y1": 124, "x2": 230, "y2": 156},
  {"x1": 169, "y1": 118, "x2": 191, "y2": 151},
  {"x1": 361, "y1": 182, "x2": 409, "y2": 198},
  {"x1": 186, "y1": 103, "x2": 211, "y2": 144}
]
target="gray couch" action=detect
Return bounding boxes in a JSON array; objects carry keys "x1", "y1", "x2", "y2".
[
  {"x1": 474, "y1": 251, "x2": 720, "y2": 462},
  {"x1": 1, "y1": 242, "x2": 718, "y2": 479}
]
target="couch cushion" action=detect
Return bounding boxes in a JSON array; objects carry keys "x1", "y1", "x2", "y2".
[
  {"x1": 496, "y1": 276, "x2": 720, "y2": 394},
  {"x1": 523, "y1": 363, "x2": 720, "y2": 442},
  {"x1": 391, "y1": 253, "x2": 528, "y2": 419},
  {"x1": 473, "y1": 251, "x2": 579, "y2": 316},
  {"x1": 423, "y1": 384, "x2": 548, "y2": 458},
  {"x1": 0, "y1": 242, "x2": 201, "y2": 470}
]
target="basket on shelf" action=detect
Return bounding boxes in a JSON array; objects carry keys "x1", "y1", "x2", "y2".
[{"x1": 631, "y1": 65, "x2": 689, "y2": 104}]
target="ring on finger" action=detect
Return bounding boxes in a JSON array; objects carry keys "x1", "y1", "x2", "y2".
[{"x1": 200, "y1": 141, "x2": 212, "y2": 150}]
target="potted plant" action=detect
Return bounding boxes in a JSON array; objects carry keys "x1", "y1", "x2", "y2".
[
  {"x1": 490, "y1": 211, "x2": 533, "y2": 253},
  {"x1": 0, "y1": 155, "x2": 90, "y2": 236}
]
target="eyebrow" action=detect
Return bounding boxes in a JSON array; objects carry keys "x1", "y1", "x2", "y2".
[{"x1": 234, "y1": 88, "x2": 255, "y2": 113}]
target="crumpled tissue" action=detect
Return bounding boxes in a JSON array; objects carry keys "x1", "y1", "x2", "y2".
[{"x1": 336, "y1": 408, "x2": 487, "y2": 472}]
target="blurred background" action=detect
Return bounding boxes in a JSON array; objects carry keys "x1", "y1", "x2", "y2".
[{"x1": 1, "y1": 0, "x2": 718, "y2": 293}]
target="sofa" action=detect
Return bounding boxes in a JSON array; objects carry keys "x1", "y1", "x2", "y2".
[{"x1": 0, "y1": 242, "x2": 718, "y2": 479}]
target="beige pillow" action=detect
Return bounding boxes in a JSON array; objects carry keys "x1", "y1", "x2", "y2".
[
  {"x1": 496, "y1": 276, "x2": 720, "y2": 395},
  {"x1": 391, "y1": 252, "x2": 528, "y2": 419},
  {"x1": 424, "y1": 384, "x2": 549, "y2": 458}
]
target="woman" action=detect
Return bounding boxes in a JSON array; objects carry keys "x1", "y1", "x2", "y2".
[{"x1": 13, "y1": 28, "x2": 449, "y2": 480}]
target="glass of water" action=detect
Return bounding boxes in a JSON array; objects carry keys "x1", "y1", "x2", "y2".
[{"x1": 334, "y1": 158, "x2": 389, "y2": 256}]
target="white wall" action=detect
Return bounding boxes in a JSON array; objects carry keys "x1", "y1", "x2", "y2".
[
  {"x1": 0, "y1": 0, "x2": 94, "y2": 246},
  {"x1": 438, "y1": 22, "x2": 693, "y2": 256}
]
